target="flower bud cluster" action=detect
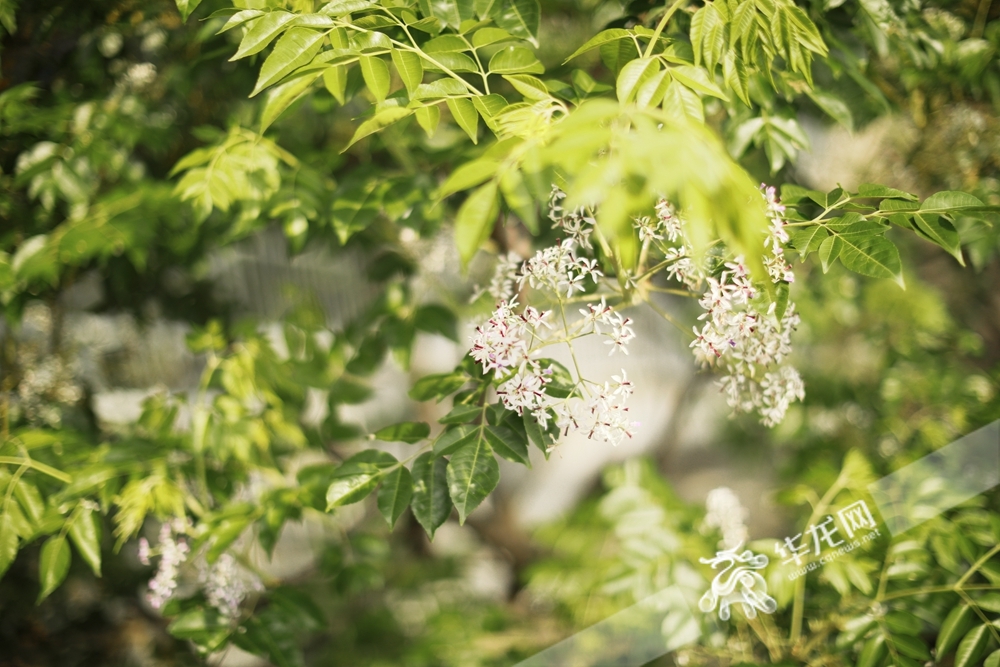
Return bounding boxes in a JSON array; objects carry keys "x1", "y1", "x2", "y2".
[{"x1": 548, "y1": 185, "x2": 595, "y2": 249}]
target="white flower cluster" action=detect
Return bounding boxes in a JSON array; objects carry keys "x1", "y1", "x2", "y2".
[
  {"x1": 665, "y1": 186, "x2": 805, "y2": 427},
  {"x1": 199, "y1": 553, "x2": 265, "y2": 620},
  {"x1": 643, "y1": 198, "x2": 705, "y2": 291},
  {"x1": 518, "y1": 238, "x2": 602, "y2": 298},
  {"x1": 548, "y1": 185, "x2": 595, "y2": 249},
  {"x1": 761, "y1": 185, "x2": 795, "y2": 284},
  {"x1": 553, "y1": 370, "x2": 637, "y2": 447},
  {"x1": 139, "y1": 520, "x2": 190, "y2": 610},
  {"x1": 703, "y1": 486, "x2": 749, "y2": 550}
]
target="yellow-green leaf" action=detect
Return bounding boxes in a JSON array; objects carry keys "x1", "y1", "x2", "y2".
[
  {"x1": 37, "y1": 535, "x2": 71, "y2": 603},
  {"x1": 359, "y1": 55, "x2": 391, "y2": 102},
  {"x1": 454, "y1": 180, "x2": 498, "y2": 264}
]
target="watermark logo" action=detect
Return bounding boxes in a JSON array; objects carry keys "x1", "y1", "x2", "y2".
[
  {"x1": 776, "y1": 499, "x2": 881, "y2": 581},
  {"x1": 698, "y1": 545, "x2": 777, "y2": 620}
]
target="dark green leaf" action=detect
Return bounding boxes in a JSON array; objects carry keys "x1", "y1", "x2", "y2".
[
  {"x1": 409, "y1": 371, "x2": 468, "y2": 401},
  {"x1": 37, "y1": 535, "x2": 71, "y2": 603},
  {"x1": 856, "y1": 635, "x2": 886, "y2": 667},
  {"x1": 377, "y1": 466, "x2": 412, "y2": 527},
  {"x1": 484, "y1": 424, "x2": 529, "y2": 465},
  {"x1": 414, "y1": 304, "x2": 459, "y2": 341},
  {"x1": 411, "y1": 453, "x2": 452, "y2": 538},
  {"x1": 374, "y1": 421, "x2": 431, "y2": 443},
  {"x1": 446, "y1": 433, "x2": 499, "y2": 523},
  {"x1": 433, "y1": 424, "x2": 478, "y2": 456},
  {"x1": 439, "y1": 404, "x2": 482, "y2": 424},
  {"x1": 890, "y1": 635, "x2": 930, "y2": 661}
]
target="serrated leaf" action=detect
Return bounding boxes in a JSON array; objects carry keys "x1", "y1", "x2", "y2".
[
  {"x1": 37, "y1": 535, "x2": 71, "y2": 603},
  {"x1": 955, "y1": 624, "x2": 989, "y2": 667},
  {"x1": 0, "y1": 512, "x2": 18, "y2": 579},
  {"x1": 937, "y1": 604, "x2": 974, "y2": 657},
  {"x1": 488, "y1": 45, "x2": 543, "y2": 74},
  {"x1": 433, "y1": 424, "x2": 478, "y2": 456},
  {"x1": 359, "y1": 55, "x2": 391, "y2": 102},
  {"x1": 563, "y1": 28, "x2": 631, "y2": 63},
  {"x1": 837, "y1": 232, "x2": 903, "y2": 285},
  {"x1": 411, "y1": 453, "x2": 452, "y2": 538},
  {"x1": 617, "y1": 57, "x2": 660, "y2": 103},
  {"x1": 325, "y1": 451, "x2": 397, "y2": 509},
  {"x1": 68, "y1": 507, "x2": 101, "y2": 577},
  {"x1": 377, "y1": 466, "x2": 412, "y2": 527},
  {"x1": 920, "y1": 191, "x2": 987, "y2": 212},
  {"x1": 503, "y1": 74, "x2": 549, "y2": 100},
  {"x1": 250, "y1": 27, "x2": 327, "y2": 96},
  {"x1": 446, "y1": 434, "x2": 499, "y2": 523},
  {"x1": 446, "y1": 97, "x2": 479, "y2": 143},
  {"x1": 439, "y1": 404, "x2": 483, "y2": 424},
  {"x1": 858, "y1": 183, "x2": 917, "y2": 200},
  {"x1": 342, "y1": 107, "x2": 413, "y2": 151},
  {"x1": 260, "y1": 71, "x2": 322, "y2": 131},
  {"x1": 911, "y1": 212, "x2": 963, "y2": 264},
  {"x1": 818, "y1": 234, "x2": 842, "y2": 272},
  {"x1": 483, "y1": 424, "x2": 529, "y2": 465},
  {"x1": 415, "y1": 104, "x2": 440, "y2": 135},
  {"x1": 661, "y1": 79, "x2": 703, "y2": 122},
  {"x1": 391, "y1": 50, "x2": 424, "y2": 95},
  {"x1": 374, "y1": 421, "x2": 431, "y2": 443},
  {"x1": 492, "y1": 0, "x2": 540, "y2": 46},
  {"x1": 472, "y1": 27, "x2": 515, "y2": 48},
  {"x1": 670, "y1": 65, "x2": 727, "y2": 99},
  {"x1": 454, "y1": 179, "x2": 498, "y2": 264},
  {"x1": 231, "y1": 11, "x2": 298, "y2": 60}
]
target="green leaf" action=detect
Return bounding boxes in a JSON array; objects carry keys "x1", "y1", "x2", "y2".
[
  {"x1": 563, "y1": 28, "x2": 632, "y2": 63},
  {"x1": 232, "y1": 11, "x2": 298, "y2": 60},
  {"x1": 424, "y1": 52, "x2": 478, "y2": 73},
  {"x1": 920, "y1": 191, "x2": 987, "y2": 212},
  {"x1": 374, "y1": 421, "x2": 431, "y2": 443},
  {"x1": 409, "y1": 371, "x2": 468, "y2": 401},
  {"x1": 984, "y1": 650, "x2": 1000, "y2": 667},
  {"x1": 617, "y1": 57, "x2": 660, "y2": 103},
  {"x1": 858, "y1": 183, "x2": 918, "y2": 200},
  {"x1": 472, "y1": 27, "x2": 515, "y2": 48},
  {"x1": 377, "y1": 466, "x2": 412, "y2": 528},
  {"x1": 661, "y1": 79, "x2": 703, "y2": 123},
  {"x1": 503, "y1": 74, "x2": 549, "y2": 100},
  {"x1": 856, "y1": 635, "x2": 887, "y2": 667},
  {"x1": 455, "y1": 180, "x2": 498, "y2": 264},
  {"x1": 412, "y1": 78, "x2": 468, "y2": 101},
  {"x1": 418, "y1": 0, "x2": 474, "y2": 30},
  {"x1": 818, "y1": 234, "x2": 842, "y2": 272},
  {"x1": 911, "y1": 212, "x2": 963, "y2": 264},
  {"x1": 323, "y1": 65, "x2": 349, "y2": 105},
  {"x1": 890, "y1": 635, "x2": 930, "y2": 661},
  {"x1": 325, "y1": 451, "x2": 397, "y2": 509},
  {"x1": 423, "y1": 35, "x2": 470, "y2": 53},
  {"x1": 483, "y1": 424, "x2": 529, "y2": 465},
  {"x1": 37, "y1": 535, "x2": 71, "y2": 603},
  {"x1": 390, "y1": 50, "x2": 424, "y2": 95},
  {"x1": 359, "y1": 55, "x2": 391, "y2": 102},
  {"x1": 0, "y1": 512, "x2": 18, "y2": 579},
  {"x1": 936, "y1": 604, "x2": 974, "y2": 657},
  {"x1": 670, "y1": 65, "x2": 729, "y2": 100},
  {"x1": 175, "y1": 0, "x2": 203, "y2": 21},
  {"x1": 251, "y1": 28, "x2": 327, "y2": 96},
  {"x1": 342, "y1": 107, "x2": 413, "y2": 151},
  {"x1": 411, "y1": 453, "x2": 452, "y2": 538},
  {"x1": 499, "y1": 168, "x2": 538, "y2": 233},
  {"x1": 330, "y1": 176, "x2": 382, "y2": 242},
  {"x1": 217, "y1": 9, "x2": 263, "y2": 33},
  {"x1": 439, "y1": 404, "x2": 482, "y2": 424},
  {"x1": 320, "y1": 0, "x2": 376, "y2": 15},
  {"x1": 415, "y1": 104, "x2": 440, "y2": 136},
  {"x1": 446, "y1": 434, "x2": 500, "y2": 523},
  {"x1": 837, "y1": 233, "x2": 903, "y2": 285},
  {"x1": 635, "y1": 70, "x2": 670, "y2": 108},
  {"x1": 350, "y1": 30, "x2": 392, "y2": 53},
  {"x1": 955, "y1": 624, "x2": 990, "y2": 667},
  {"x1": 433, "y1": 425, "x2": 478, "y2": 456},
  {"x1": 488, "y1": 45, "x2": 543, "y2": 74},
  {"x1": 260, "y1": 71, "x2": 322, "y2": 131},
  {"x1": 439, "y1": 159, "x2": 499, "y2": 198},
  {"x1": 68, "y1": 507, "x2": 101, "y2": 577},
  {"x1": 492, "y1": 0, "x2": 540, "y2": 46},
  {"x1": 446, "y1": 97, "x2": 480, "y2": 143}
]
